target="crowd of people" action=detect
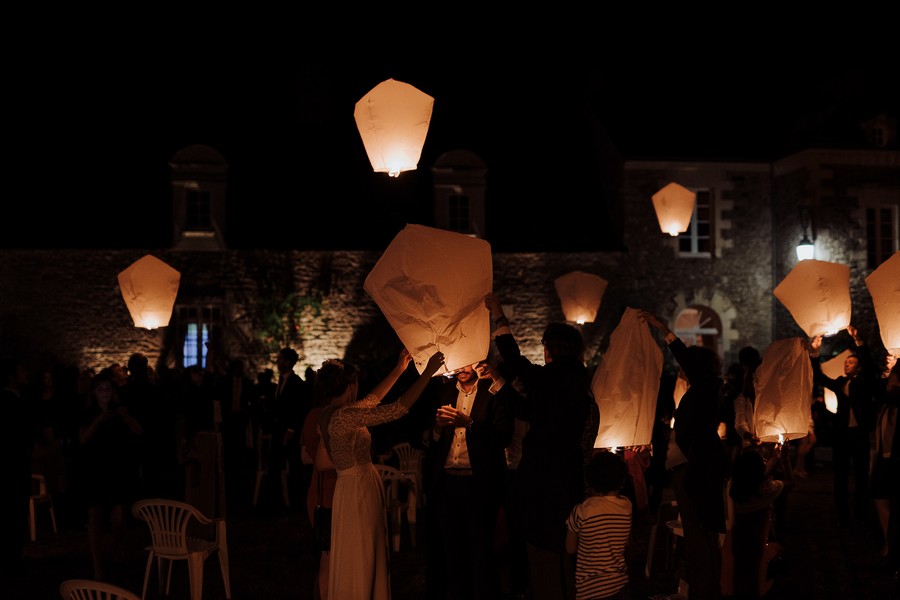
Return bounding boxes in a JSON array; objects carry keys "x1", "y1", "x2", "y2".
[{"x1": 2, "y1": 294, "x2": 899, "y2": 600}]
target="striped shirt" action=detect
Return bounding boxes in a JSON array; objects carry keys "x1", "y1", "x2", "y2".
[{"x1": 566, "y1": 494, "x2": 632, "y2": 599}]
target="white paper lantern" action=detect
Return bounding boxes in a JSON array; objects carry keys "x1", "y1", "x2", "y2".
[
  {"x1": 592, "y1": 308, "x2": 662, "y2": 448},
  {"x1": 774, "y1": 259, "x2": 851, "y2": 337},
  {"x1": 753, "y1": 338, "x2": 814, "y2": 442},
  {"x1": 354, "y1": 79, "x2": 434, "y2": 177},
  {"x1": 117, "y1": 255, "x2": 181, "y2": 330},
  {"x1": 554, "y1": 271, "x2": 608, "y2": 324},
  {"x1": 363, "y1": 224, "x2": 492, "y2": 376},
  {"x1": 651, "y1": 182, "x2": 696, "y2": 236},
  {"x1": 865, "y1": 251, "x2": 900, "y2": 355}
]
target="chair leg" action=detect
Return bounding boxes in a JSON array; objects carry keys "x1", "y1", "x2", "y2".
[
  {"x1": 28, "y1": 499, "x2": 36, "y2": 542},
  {"x1": 645, "y1": 523, "x2": 658, "y2": 579},
  {"x1": 141, "y1": 553, "x2": 153, "y2": 600},
  {"x1": 49, "y1": 502, "x2": 58, "y2": 534},
  {"x1": 187, "y1": 553, "x2": 206, "y2": 600},
  {"x1": 217, "y1": 521, "x2": 232, "y2": 599}
]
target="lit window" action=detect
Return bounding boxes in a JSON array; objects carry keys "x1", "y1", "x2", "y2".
[
  {"x1": 177, "y1": 305, "x2": 221, "y2": 368},
  {"x1": 678, "y1": 189, "x2": 713, "y2": 257},
  {"x1": 448, "y1": 193, "x2": 470, "y2": 233},
  {"x1": 866, "y1": 204, "x2": 899, "y2": 269}
]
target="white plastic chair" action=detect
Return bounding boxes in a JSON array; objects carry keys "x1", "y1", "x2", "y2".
[
  {"x1": 59, "y1": 578, "x2": 141, "y2": 600},
  {"x1": 30, "y1": 473, "x2": 58, "y2": 542},
  {"x1": 131, "y1": 498, "x2": 231, "y2": 600},
  {"x1": 373, "y1": 464, "x2": 415, "y2": 552},
  {"x1": 391, "y1": 441, "x2": 424, "y2": 526}
]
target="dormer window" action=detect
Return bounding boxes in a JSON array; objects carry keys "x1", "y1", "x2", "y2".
[{"x1": 186, "y1": 185, "x2": 213, "y2": 231}]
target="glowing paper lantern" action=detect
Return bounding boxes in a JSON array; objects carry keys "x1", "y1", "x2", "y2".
[
  {"x1": 773, "y1": 259, "x2": 851, "y2": 337},
  {"x1": 117, "y1": 254, "x2": 181, "y2": 330},
  {"x1": 354, "y1": 78, "x2": 434, "y2": 177},
  {"x1": 753, "y1": 338, "x2": 814, "y2": 442},
  {"x1": 363, "y1": 224, "x2": 492, "y2": 376},
  {"x1": 592, "y1": 308, "x2": 662, "y2": 448},
  {"x1": 651, "y1": 182, "x2": 696, "y2": 236},
  {"x1": 554, "y1": 271, "x2": 608, "y2": 324},
  {"x1": 820, "y1": 349, "x2": 852, "y2": 414},
  {"x1": 865, "y1": 251, "x2": 900, "y2": 355}
]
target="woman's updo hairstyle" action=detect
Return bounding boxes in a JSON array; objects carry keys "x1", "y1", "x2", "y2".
[{"x1": 315, "y1": 358, "x2": 359, "y2": 401}]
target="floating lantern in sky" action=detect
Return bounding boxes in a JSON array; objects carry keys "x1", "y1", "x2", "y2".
[
  {"x1": 117, "y1": 254, "x2": 180, "y2": 330},
  {"x1": 651, "y1": 182, "x2": 696, "y2": 236},
  {"x1": 753, "y1": 338, "x2": 814, "y2": 442},
  {"x1": 774, "y1": 259, "x2": 851, "y2": 337},
  {"x1": 592, "y1": 308, "x2": 662, "y2": 449},
  {"x1": 554, "y1": 271, "x2": 608, "y2": 324},
  {"x1": 865, "y1": 251, "x2": 900, "y2": 356},
  {"x1": 820, "y1": 349, "x2": 852, "y2": 414},
  {"x1": 363, "y1": 224, "x2": 492, "y2": 376},
  {"x1": 354, "y1": 78, "x2": 434, "y2": 177}
]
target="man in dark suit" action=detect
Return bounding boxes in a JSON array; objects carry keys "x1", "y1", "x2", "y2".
[
  {"x1": 423, "y1": 360, "x2": 516, "y2": 600},
  {"x1": 271, "y1": 347, "x2": 311, "y2": 508},
  {"x1": 810, "y1": 326, "x2": 879, "y2": 527}
]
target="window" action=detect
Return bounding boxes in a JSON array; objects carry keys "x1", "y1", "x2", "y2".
[
  {"x1": 866, "y1": 204, "x2": 899, "y2": 269},
  {"x1": 448, "y1": 193, "x2": 471, "y2": 234},
  {"x1": 678, "y1": 189, "x2": 713, "y2": 257},
  {"x1": 177, "y1": 305, "x2": 221, "y2": 368},
  {"x1": 186, "y1": 189, "x2": 212, "y2": 230}
]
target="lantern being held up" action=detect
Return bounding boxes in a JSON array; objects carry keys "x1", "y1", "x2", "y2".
[
  {"x1": 117, "y1": 254, "x2": 181, "y2": 330},
  {"x1": 363, "y1": 224, "x2": 492, "y2": 376},
  {"x1": 651, "y1": 182, "x2": 696, "y2": 236},
  {"x1": 592, "y1": 308, "x2": 662, "y2": 449},
  {"x1": 554, "y1": 271, "x2": 608, "y2": 325},
  {"x1": 865, "y1": 251, "x2": 900, "y2": 356},
  {"x1": 753, "y1": 338, "x2": 814, "y2": 443},
  {"x1": 354, "y1": 78, "x2": 434, "y2": 177},
  {"x1": 774, "y1": 259, "x2": 851, "y2": 337}
]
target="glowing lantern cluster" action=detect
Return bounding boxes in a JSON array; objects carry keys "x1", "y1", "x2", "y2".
[
  {"x1": 554, "y1": 271, "x2": 608, "y2": 324},
  {"x1": 117, "y1": 254, "x2": 180, "y2": 330},
  {"x1": 651, "y1": 182, "x2": 696, "y2": 236},
  {"x1": 354, "y1": 78, "x2": 434, "y2": 177}
]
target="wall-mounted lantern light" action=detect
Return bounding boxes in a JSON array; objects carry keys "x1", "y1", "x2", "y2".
[
  {"x1": 651, "y1": 182, "x2": 696, "y2": 236},
  {"x1": 796, "y1": 206, "x2": 815, "y2": 260},
  {"x1": 354, "y1": 78, "x2": 434, "y2": 177}
]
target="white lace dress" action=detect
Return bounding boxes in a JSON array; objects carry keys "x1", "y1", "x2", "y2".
[{"x1": 326, "y1": 394, "x2": 408, "y2": 599}]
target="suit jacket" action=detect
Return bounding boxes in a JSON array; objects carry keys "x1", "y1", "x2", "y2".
[
  {"x1": 272, "y1": 372, "x2": 310, "y2": 439},
  {"x1": 423, "y1": 377, "x2": 515, "y2": 504},
  {"x1": 812, "y1": 345, "x2": 878, "y2": 433}
]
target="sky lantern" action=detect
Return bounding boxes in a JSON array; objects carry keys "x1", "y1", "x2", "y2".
[
  {"x1": 774, "y1": 259, "x2": 851, "y2": 337},
  {"x1": 354, "y1": 78, "x2": 434, "y2": 177},
  {"x1": 592, "y1": 308, "x2": 662, "y2": 448},
  {"x1": 117, "y1": 254, "x2": 180, "y2": 330},
  {"x1": 651, "y1": 182, "x2": 696, "y2": 236},
  {"x1": 820, "y1": 349, "x2": 852, "y2": 414},
  {"x1": 554, "y1": 271, "x2": 608, "y2": 324},
  {"x1": 363, "y1": 224, "x2": 492, "y2": 376},
  {"x1": 753, "y1": 337, "x2": 814, "y2": 442},
  {"x1": 865, "y1": 250, "x2": 900, "y2": 356}
]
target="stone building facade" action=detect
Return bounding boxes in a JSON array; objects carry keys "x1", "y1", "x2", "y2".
[{"x1": 1, "y1": 138, "x2": 897, "y2": 381}]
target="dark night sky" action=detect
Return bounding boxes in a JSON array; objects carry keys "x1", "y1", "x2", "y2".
[{"x1": 8, "y1": 23, "x2": 897, "y2": 252}]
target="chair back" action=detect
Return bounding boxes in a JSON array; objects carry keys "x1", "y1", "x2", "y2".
[
  {"x1": 59, "y1": 578, "x2": 141, "y2": 600},
  {"x1": 391, "y1": 442, "x2": 423, "y2": 475},
  {"x1": 132, "y1": 498, "x2": 215, "y2": 557}
]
